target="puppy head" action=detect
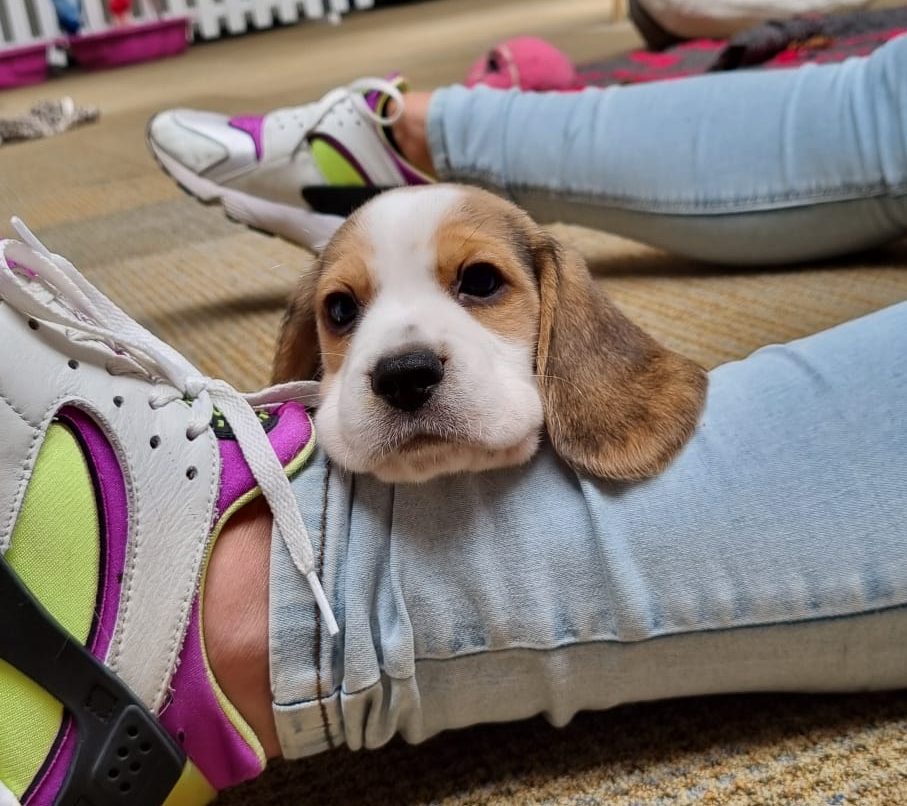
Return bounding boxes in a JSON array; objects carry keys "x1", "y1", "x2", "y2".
[{"x1": 274, "y1": 185, "x2": 706, "y2": 483}]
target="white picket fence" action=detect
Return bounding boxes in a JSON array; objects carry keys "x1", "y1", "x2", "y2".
[{"x1": 0, "y1": 0, "x2": 374, "y2": 49}]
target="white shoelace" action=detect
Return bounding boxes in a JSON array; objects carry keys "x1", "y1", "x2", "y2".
[
  {"x1": 0, "y1": 218, "x2": 339, "y2": 635},
  {"x1": 343, "y1": 76, "x2": 406, "y2": 127},
  {"x1": 287, "y1": 76, "x2": 405, "y2": 157}
]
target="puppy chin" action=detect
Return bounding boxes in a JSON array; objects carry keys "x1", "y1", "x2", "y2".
[
  {"x1": 315, "y1": 395, "x2": 543, "y2": 483},
  {"x1": 370, "y1": 428, "x2": 542, "y2": 484},
  {"x1": 315, "y1": 358, "x2": 546, "y2": 482}
]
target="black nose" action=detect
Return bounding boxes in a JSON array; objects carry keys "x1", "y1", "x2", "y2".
[{"x1": 371, "y1": 349, "x2": 444, "y2": 412}]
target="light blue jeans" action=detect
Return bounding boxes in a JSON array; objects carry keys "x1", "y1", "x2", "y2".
[
  {"x1": 270, "y1": 40, "x2": 907, "y2": 758},
  {"x1": 427, "y1": 34, "x2": 907, "y2": 265}
]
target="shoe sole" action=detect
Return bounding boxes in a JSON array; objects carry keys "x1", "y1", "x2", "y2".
[{"x1": 146, "y1": 129, "x2": 344, "y2": 253}]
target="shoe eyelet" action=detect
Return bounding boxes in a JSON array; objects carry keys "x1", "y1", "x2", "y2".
[
  {"x1": 28, "y1": 319, "x2": 39, "y2": 330},
  {"x1": 186, "y1": 430, "x2": 197, "y2": 442},
  {"x1": 113, "y1": 396, "x2": 124, "y2": 408},
  {"x1": 186, "y1": 466, "x2": 197, "y2": 480},
  {"x1": 68, "y1": 359, "x2": 79, "y2": 370},
  {"x1": 150, "y1": 435, "x2": 161, "y2": 449}
]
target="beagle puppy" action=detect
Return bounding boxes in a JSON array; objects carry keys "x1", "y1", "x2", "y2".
[{"x1": 273, "y1": 185, "x2": 706, "y2": 483}]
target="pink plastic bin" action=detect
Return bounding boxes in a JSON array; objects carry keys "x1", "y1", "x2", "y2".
[
  {"x1": 0, "y1": 42, "x2": 55, "y2": 90},
  {"x1": 68, "y1": 17, "x2": 190, "y2": 70}
]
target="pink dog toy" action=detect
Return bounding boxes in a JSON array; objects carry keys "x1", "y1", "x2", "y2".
[{"x1": 465, "y1": 36, "x2": 584, "y2": 92}]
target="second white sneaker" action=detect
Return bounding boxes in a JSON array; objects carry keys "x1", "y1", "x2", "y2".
[{"x1": 146, "y1": 75, "x2": 433, "y2": 252}]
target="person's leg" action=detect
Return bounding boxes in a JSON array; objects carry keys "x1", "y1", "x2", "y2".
[
  {"x1": 203, "y1": 498, "x2": 279, "y2": 759},
  {"x1": 420, "y1": 33, "x2": 907, "y2": 265},
  {"x1": 148, "y1": 34, "x2": 907, "y2": 265},
  {"x1": 270, "y1": 299, "x2": 907, "y2": 757}
]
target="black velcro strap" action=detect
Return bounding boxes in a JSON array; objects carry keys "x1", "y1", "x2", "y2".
[{"x1": 0, "y1": 557, "x2": 185, "y2": 806}]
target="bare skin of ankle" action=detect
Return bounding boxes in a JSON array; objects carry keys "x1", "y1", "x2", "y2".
[
  {"x1": 204, "y1": 497, "x2": 282, "y2": 758},
  {"x1": 389, "y1": 91, "x2": 437, "y2": 177}
]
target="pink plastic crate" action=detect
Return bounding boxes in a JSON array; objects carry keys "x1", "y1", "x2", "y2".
[
  {"x1": 0, "y1": 42, "x2": 54, "y2": 90},
  {"x1": 68, "y1": 17, "x2": 190, "y2": 70}
]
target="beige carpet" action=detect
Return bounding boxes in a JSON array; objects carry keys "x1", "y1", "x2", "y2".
[{"x1": 2, "y1": 1, "x2": 907, "y2": 802}]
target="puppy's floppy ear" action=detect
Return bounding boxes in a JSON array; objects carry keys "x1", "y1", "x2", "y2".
[
  {"x1": 272, "y1": 266, "x2": 322, "y2": 384},
  {"x1": 532, "y1": 234, "x2": 707, "y2": 480}
]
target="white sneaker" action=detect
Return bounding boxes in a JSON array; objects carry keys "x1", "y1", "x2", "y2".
[
  {"x1": 147, "y1": 76, "x2": 433, "y2": 252},
  {"x1": 0, "y1": 219, "x2": 335, "y2": 804}
]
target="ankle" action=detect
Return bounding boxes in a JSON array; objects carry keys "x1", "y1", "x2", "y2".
[
  {"x1": 203, "y1": 497, "x2": 281, "y2": 759},
  {"x1": 389, "y1": 91, "x2": 436, "y2": 177}
]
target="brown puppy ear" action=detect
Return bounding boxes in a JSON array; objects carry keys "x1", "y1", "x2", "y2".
[
  {"x1": 272, "y1": 267, "x2": 322, "y2": 384},
  {"x1": 533, "y1": 234, "x2": 707, "y2": 480}
]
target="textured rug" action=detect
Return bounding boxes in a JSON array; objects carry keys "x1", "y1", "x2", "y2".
[
  {"x1": 220, "y1": 693, "x2": 907, "y2": 805},
  {"x1": 2, "y1": 1, "x2": 907, "y2": 803}
]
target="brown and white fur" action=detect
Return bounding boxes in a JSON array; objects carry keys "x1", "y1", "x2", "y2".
[{"x1": 273, "y1": 185, "x2": 707, "y2": 483}]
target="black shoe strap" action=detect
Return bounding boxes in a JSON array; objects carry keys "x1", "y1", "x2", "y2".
[{"x1": 0, "y1": 557, "x2": 185, "y2": 806}]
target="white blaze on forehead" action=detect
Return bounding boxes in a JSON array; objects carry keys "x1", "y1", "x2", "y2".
[{"x1": 358, "y1": 186, "x2": 465, "y2": 291}]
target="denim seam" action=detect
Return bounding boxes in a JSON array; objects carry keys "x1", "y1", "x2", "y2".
[
  {"x1": 274, "y1": 600, "x2": 907, "y2": 708},
  {"x1": 449, "y1": 169, "x2": 907, "y2": 215},
  {"x1": 410, "y1": 600, "x2": 907, "y2": 664},
  {"x1": 311, "y1": 456, "x2": 335, "y2": 750}
]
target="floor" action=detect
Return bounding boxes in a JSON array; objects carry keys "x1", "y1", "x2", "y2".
[{"x1": 2, "y1": 0, "x2": 907, "y2": 803}]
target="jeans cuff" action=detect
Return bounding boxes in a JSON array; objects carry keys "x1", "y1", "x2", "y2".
[
  {"x1": 426, "y1": 86, "x2": 456, "y2": 179},
  {"x1": 269, "y1": 448, "x2": 347, "y2": 759}
]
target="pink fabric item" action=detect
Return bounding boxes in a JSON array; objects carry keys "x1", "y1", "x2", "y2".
[
  {"x1": 465, "y1": 36, "x2": 583, "y2": 92},
  {"x1": 67, "y1": 18, "x2": 190, "y2": 70},
  {"x1": 160, "y1": 400, "x2": 313, "y2": 789},
  {"x1": 387, "y1": 144, "x2": 431, "y2": 186},
  {"x1": 26, "y1": 406, "x2": 128, "y2": 806},
  {"x1": 25, "y1": 723, "x2": 75, "y2": 806},
  {"x1": 215, "y1": 401, "x2": 313, "y2": 518},
  {"x1": 0, "y1": 42, "x2": 52, "y2": 90},
  {"x1": 229, "y1": 115, "x2": 265, "y2": 161},
  {"x1": 59, "y1": 407, "x2": 129, "y2": 660},
  {"x1": 159, "y1": 598, "x2": 262, "y2": 790}
]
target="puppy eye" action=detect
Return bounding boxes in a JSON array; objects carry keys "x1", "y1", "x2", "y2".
[
  {"x1": 324, "y1": 292, "x2": 359, "y2": 332},
  {"x1": 458, "y1": 262, "x2": 503, "y2": 300}
]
